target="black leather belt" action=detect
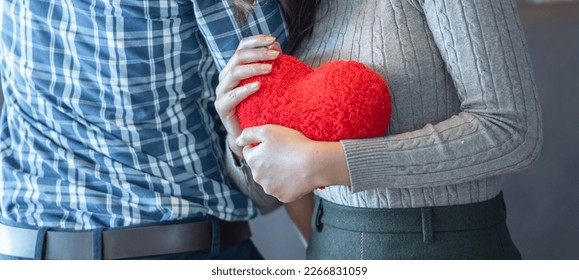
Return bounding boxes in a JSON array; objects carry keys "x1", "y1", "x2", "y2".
[{"x1": 0, "y1": 220, "x2": 251, "y2": 259}]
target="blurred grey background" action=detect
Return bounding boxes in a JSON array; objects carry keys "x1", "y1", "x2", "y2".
[{"x1": 1, "y1": 1, "x2": 578, "y2": 260}]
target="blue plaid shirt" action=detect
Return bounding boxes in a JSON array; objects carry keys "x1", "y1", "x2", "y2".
[{"x1": 0, "y1": 0, "x2": 287, "y2": 230}]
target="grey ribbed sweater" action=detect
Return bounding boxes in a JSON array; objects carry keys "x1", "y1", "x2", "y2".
[{"x1": 293, "y1": 0, "x2": 542, "y2": 208}]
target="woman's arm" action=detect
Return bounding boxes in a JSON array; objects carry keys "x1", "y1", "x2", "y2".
[
  {"x1": 341, "y1": 0, "x2": 542, "y2": 192},
  {"x1": 284, "y1": 193, "x2": 314, "y2": 243}
]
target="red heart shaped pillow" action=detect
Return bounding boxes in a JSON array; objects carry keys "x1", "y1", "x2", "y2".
[{"x1": 237, "y1": 54, "x2": 391, "y2": 142}]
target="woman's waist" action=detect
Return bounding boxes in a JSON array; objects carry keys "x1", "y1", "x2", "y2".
[
  {"x1": 312, "y1": 190, "x2": 507, "y2": 234},
  {"x1": 314, "y1": 176, "x2": 503, "y2": 209}
]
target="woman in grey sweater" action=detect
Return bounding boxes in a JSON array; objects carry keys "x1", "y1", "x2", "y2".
[{"x1": 219, "y1": 0, "x2": 542, "y2": 259}]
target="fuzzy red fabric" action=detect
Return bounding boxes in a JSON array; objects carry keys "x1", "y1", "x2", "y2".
[{"x1": 237, "y1": 54, "x2": 391, "y2": 142}]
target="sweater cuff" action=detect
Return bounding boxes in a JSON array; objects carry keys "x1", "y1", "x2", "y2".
[
  {"x1": 224, "y1": 140, "x2": 282, "y2": 214},
  {"x1": 341, "y1": 138, "x2": 393, "y2": 193}
]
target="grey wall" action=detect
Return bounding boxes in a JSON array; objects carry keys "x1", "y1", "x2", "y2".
[
  {"x1": 501, "y1": 3, "x2": 579, "y2": 260},
  {"x1": 250, "y1": 3, "x2": 579, "y2": 260},
  {"x1": 250, "y1": 208, "x2": 306, "y2": 259}
]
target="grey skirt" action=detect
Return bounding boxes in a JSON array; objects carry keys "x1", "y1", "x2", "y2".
[{"x1": 306, "y1": 192, "x2": 521, "y2": 260}]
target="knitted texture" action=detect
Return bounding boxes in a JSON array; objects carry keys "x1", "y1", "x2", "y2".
[
  {"x1": 292, "y1": 0, "x2": 542, "y2": 208},
  {"x1": 237, "y1": 54, "x2": 391, "y2": 142}
]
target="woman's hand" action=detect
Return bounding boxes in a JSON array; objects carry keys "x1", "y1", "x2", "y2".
[
  {"x1": 215, "y1": 35, "x2": 281, "y2": 158},
  {"x1": 237, "y1": 124, "x2": 351, "y2": 203}
]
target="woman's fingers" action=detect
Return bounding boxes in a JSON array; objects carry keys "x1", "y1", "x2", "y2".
[
  {"x1": 237, "y1": 125, "x2": 269, "y2": 146},
  {"x1": 219, "y1": 34, "x2": 280, "y2": 82},
  {"x1": 212, "y1": 34, "x2": 281, "y2": 158},
  {"x1": 232, "y1": 48, "x2": 279, "y2": 66},
  {"x1": 220, "y1": 48, "x2": 279, "y2": 82},
  {"x1": 215, "y1": 81, "x2": 260, "y2": 117},
  {"x1": 237, "y1": 34, "x2": 276, "y2": 50},
  {"x1": 217, "y1": 63, "x2": 272, "y2": 95},
  {"x1": 267, "y1": 41, "x2": 282, "y2": 53}
]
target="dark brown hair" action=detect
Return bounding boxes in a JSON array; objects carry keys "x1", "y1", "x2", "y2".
[{"x1": 231, "y1": 0, "x2": 319, "y2": 54}]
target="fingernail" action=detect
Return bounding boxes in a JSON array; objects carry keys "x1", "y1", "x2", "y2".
[
  {"x1": 267, "y1": 50, "x2": 279, "y2": 58},
  {"x1": 250, "y1": 82, "x2": 259, "y2": 89},
  {"x1": 260, "y1": 64, "x2": 272, "y2": 72},
  {"x1": 265, "y1": 36, "x2": 275, "y2": 43}
]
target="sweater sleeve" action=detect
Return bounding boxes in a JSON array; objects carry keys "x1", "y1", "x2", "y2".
[{"x1": 342, "y1": 0, "x2": 542, "y2": 193}]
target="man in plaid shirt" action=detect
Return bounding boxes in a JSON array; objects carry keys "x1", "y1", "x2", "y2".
[{"x1": 0, "y1": 0, "x2": 286, "y2": 259}]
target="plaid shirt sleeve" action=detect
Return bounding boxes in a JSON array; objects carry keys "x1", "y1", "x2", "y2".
[{"x1": 194, "y1": 0, "x2": 288, "y2": 71}]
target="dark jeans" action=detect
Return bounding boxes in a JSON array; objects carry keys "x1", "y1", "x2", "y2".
[{"x1": 307, "y1": 192, "x2": 521, "y2": 260}]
